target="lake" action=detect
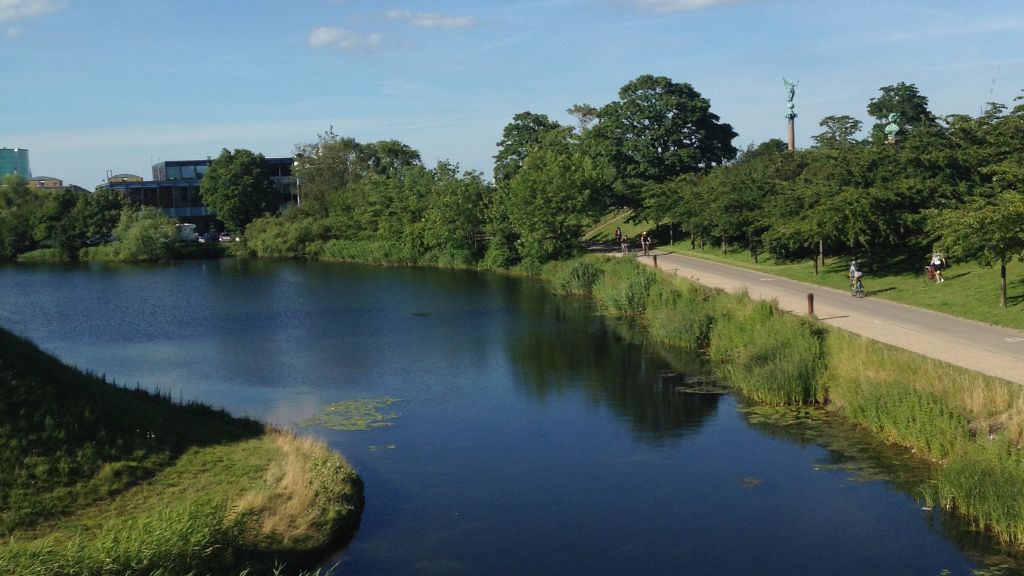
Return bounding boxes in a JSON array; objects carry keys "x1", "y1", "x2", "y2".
[{"x1": 0, "y1": 259, "x2": 1018, "y2": 575}]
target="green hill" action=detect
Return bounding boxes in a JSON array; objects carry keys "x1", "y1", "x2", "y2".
[{"x1": 0, "y1": 327, "x2": 363, "y2": 575}]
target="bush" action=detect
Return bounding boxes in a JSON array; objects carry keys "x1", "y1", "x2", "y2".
[
  {"x1": 15, "y1": 248, "x2": 66, "y2": 263},
  {"x1": 113, "y1": 207, "x2": 176, "y2": 262}
]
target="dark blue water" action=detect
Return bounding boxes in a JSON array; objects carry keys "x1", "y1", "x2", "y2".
[{"x1": 0, "y1": 259, "x2": 1014, "y2": 575}]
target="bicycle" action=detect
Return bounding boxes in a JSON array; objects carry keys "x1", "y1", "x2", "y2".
[{"x1": 851, "y1": 277, "x2": 865, "y2": 298}]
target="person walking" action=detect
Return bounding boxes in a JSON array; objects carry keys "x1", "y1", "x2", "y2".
[{"x1": 614, "y1": 226, "x2": 622, "y2": 247}]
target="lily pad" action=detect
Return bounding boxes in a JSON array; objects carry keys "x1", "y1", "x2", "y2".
[{"x1": 302, "y1": 397, "x2": 402, "y2": 431}]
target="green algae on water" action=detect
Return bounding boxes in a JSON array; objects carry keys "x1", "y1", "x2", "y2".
[{"x1": 302, "y1": 397, "x2": 402, "y2": 431}]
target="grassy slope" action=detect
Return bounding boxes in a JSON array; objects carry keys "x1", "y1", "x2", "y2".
[
  {"x1": 585, "y1": 216, "x2": 1024, "y2": 330},
  {"x1": 0, "y1": 327, "x2": 362, "y2": 575}
]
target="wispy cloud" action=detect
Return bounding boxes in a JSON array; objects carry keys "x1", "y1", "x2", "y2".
[
  {"x1": 628, "y1": 0, "x2": 738, "y2": 12},
  {"x1": 386, "y1": 9, "x2": 479, "y2": 29},
  {"x1": 308, "y1": 26, "x2": 382, "y2": 50},
  {"x1": 5, "y1": 26, "x2": 20, "y2": 38},
  {"x1": 0, "y1": 0, "x2": 64, "y2": 21}
]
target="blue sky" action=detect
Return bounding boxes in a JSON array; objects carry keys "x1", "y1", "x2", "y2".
[{"x1": 4, "y1": 0, "x2": 1023, "y2": 188}]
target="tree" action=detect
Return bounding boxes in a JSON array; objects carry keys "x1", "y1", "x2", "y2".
[
  {"x1": 567, "y1": 103, "x2": 599, "y2": 134},
  {"x1": 113, "y1": 206, "x2": 177, "y2": 262},
  {"x1": 590, "y1": 74, "x2": 737, "y2": 188},
  {"x1": 812, "y1": 115, "x2": 863, "y2": 148},
  {"x1": 421, "y1": 162, "x2": 490, "y2": 262},
  {"x1": 496, "y1": 134, "x2": 612, "y2": 263},
  {"x1": 30, "y1": 187, "x2": 79, "y2": 256},
  {"x1": 493, "y1": 112, "x2": 565, "y2": 182},
  {"x1": 929, "y1": 192, "x2": 1024, "y2": 307},
  {"x1": 199, "y1": 148, "x2": 277, "y2": 233},
  {"x1": 360, "y1": 139, "x2": 422, "y2": 177},
  {"x1": 867, "y1": 82, "x2": 938, "y2": 141}
]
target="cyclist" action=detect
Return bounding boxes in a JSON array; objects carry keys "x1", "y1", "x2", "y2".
[
  {"x1": 849, "y1": 259, "x2": 864, "y2": 297},
  {"x1": 640, "y1": 231, "x2": 651, "y2": 256}
]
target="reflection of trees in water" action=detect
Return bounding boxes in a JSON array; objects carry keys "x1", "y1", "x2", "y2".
[
  {"x1": 507, "y1": 291, "x2": 719, "y2": 445},
  {"x1": 741, "y1": 404, "x2": 1024, "y2": 572}
]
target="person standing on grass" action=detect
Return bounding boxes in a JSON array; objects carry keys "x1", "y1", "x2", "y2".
[
  {"x1": 621, "y1": 235, "x2": 629, "y2": 254},
  {"x1": 930, "y1": 252, "x2": 946, "y2": 283},
  {"x1": 614, "y1": 226, "x2": 622, "y2": 247}
]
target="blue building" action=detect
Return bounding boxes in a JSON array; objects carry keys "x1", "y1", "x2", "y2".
[
  {"x1": 105, "y1": 157, "x2": 297, "y2": 224},
  {"x1": 0, "y1": 148, "x2": 31, "y2": 179}
]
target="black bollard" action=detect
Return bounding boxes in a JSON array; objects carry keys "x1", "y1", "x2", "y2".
[
  {"x1": 652, "y1": 254, "x2": 658, "y2": 268},
  {"x1": 807, "y1": 293, "x2": 814, "y2": 316}
]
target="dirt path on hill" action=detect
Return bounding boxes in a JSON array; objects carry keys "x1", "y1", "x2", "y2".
[{"x1": 622, "y1": 249, "x2": 1024, "y2": 385}]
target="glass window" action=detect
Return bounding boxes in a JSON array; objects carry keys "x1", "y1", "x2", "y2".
[
  {"x1": 165, "y1": 165, "x2": 181, "y2": 180},
  {"x1": 180, "y1": 164, "x2": 196, "y2": 179}
]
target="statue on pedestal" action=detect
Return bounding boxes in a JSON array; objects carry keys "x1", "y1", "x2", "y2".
[
  {"x1": 884, "y1": 113, "x2": 900, "y2": 144},
  {"x1": 783, "y1": 78, "x2": 799, "y2": 120}
]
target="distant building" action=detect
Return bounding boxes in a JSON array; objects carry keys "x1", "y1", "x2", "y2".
[
  {"x1": 104, "y1": 158, "x2": 296, "y2": 223},
  {"x1": 108, "y1": 173, "x2": 143, "y2": 183},
  {"x1": 0, "y1": 148, "x2": 31, "y2": 179},
  {"x1": 28, "y1": 176, "x2": 63, "y2": 189}
]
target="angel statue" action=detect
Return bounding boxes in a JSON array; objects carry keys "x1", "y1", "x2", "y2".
[{"x1": 783, "y1": 78, "x2": 799, "y2": 119}]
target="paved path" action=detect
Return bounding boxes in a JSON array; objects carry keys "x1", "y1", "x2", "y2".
[{"x1": 630, "y1": 249, "x2": 1024, "y2": 385}]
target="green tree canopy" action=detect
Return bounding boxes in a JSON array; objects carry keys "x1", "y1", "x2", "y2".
[
  {"x1": 199, "y1": 148, "x2": 277, "y2": 233},
  {"x1": 493, "y1": 112, "x2": 565, "y2": 182},
  {"x1": 590, "y1": 74, "x2": 737, "y2": 187},
  {"x1": 812, "y1": 115, "x2": 864, "y2": 148},
  {"x1": 867, "y1": 82, "x2": 938, "y2": 141}
]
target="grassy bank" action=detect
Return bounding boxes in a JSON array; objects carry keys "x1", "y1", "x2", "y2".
[
  {"x1": 0, "y1": 327, "x2": 363, "y2": 575},
  {"x1": 585, "y1": 217, "x2": 1024, "y2": 331},
  {"x1": 543, "y1": 255, "x2": 1024, "y2": 548}
]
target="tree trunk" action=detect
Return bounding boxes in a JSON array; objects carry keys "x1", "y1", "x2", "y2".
[
  {"x1": 812, "y1": 247, "x2": 819, "y2": 275},
  {"x1": 818, "y1": 238, "x2": 824, "y2": 268},
  {"x1": 1001, "y1": 257, "x2": 1008, "y2": 308},
  {"x1": 749, "y1": 238, "x2": 758, "y2": 263},
  {"x1": 721, "y1": 240, "x2": 727, "y2": 254},
  {"x1": 690, "y1": 232, "x2": 695, "y2": 250}
]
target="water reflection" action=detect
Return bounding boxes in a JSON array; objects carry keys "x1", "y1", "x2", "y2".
[{"x1": 507, "y1": 291, "x2": 719, "y2": 445}]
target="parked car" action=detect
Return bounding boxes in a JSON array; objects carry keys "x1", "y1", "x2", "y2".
[
  {"x1": 198, "y1": 232, "x2": 218, "y2": 243},
  {"x1": 218, "y1": 232, "x2": 233, "y2": 242}
]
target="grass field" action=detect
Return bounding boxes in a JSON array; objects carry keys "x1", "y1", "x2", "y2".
[{"x1": 585, "y1": 214, "x2": 1024, "y2": 331}]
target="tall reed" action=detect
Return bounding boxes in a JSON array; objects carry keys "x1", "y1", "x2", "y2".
[{"x1": 707, "y1": 294, "x2": 825, "y2": 406}]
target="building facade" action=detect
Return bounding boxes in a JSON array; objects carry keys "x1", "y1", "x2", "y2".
[
  {"x1": 28, "y1": 176, "x2": 63, "y2": 189},
  {"x1": 0, "y1": 148, "x2": 31, "y2": 179},
  {"x1": 104, "y1": 158, "x2": 296, "y2": 223}
]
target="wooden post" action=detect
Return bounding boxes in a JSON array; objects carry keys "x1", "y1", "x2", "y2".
[
  {"x1": 807, "y1": 293, "x2": 814, "y2": 316},
  {"x1": 652, "y1": 254, "x2": 658, "y2": 268}
]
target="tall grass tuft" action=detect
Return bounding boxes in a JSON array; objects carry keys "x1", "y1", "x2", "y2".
[
  {"x1": 542, "y1": 257, "x2": 604, "y2": 296},
  {"x1": 707, "y1": 295, "x2": 825, "y2": 406},
  {"x1": 644, "y1": 278, "x2": 716, "y2": 350},
  {"x1": 930, "y1": 441, "x2": 1024, "y2": 547},
  {"x1": 591, "y1": 257, "x2": 659, "y2": 316},
  {"x1": 320, "y1": 239, "x2": 419, "y2": 265}
]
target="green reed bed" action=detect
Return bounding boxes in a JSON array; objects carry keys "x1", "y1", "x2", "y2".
[
  {"x1": 707, "y1": 295, "x2": 826, "y2": 406},
  {"x1": 589, "y1": 256, "x2": 659, "y2": 317},
  {"x1": 543, "y1": 255, "x2": 1024, "y2": 549}
]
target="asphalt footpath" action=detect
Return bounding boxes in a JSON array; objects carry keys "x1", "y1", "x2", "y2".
[{"x1": 621, "y1": 248, "x2": 1024, "y2": 386}]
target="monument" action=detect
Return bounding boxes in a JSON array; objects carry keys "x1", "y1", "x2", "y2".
[
  {"x1": 783, "y1": 78, "x2": 798, "y2": 151},
  {"x1": 884, "y1": 113, "x2": 900, "y2": 144}
]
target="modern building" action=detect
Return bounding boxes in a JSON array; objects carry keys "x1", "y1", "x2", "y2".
[
  {"x1": 104, "y1": 158, "x2": 296, "y2": 223},
  {"x1": 28, "y1": 176, "x2": 63, "y2": 189},
  {"x1": 0, "y1": 148, "x2": 31, "y2": 179}
]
